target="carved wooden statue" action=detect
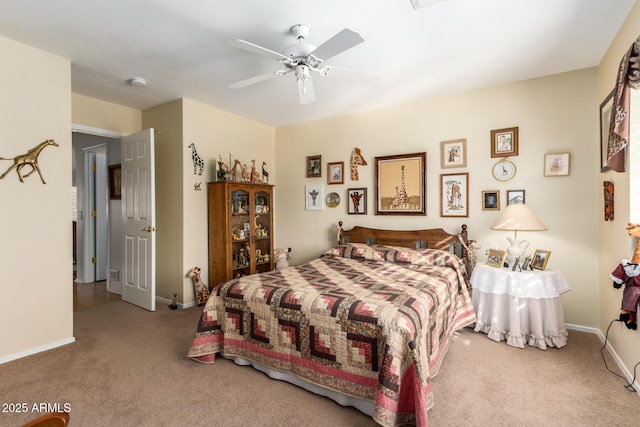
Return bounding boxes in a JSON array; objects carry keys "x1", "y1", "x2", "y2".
[{"x1": 0, "y1": 139, "x2": 59, "y2": 184}]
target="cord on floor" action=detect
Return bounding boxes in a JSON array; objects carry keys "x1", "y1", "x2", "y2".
[{"x1": 600, "y1": 318, "x2": 639, "y2": 392}]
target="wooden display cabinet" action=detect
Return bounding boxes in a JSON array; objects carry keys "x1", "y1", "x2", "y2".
[{"x1": 208, "y1": 181, "x2": 274, "y2": 288}]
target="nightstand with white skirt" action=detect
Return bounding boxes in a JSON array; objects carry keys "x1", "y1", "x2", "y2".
[{"x1": 470, "y1": 262, "x2": 571, "y2": 350}]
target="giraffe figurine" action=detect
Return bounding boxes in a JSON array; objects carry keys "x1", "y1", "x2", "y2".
[
  {"x1": 188, "y1": 143, "x2": 204, "y2": 175},
  {"x1": 350, "y1": 147, "x2": 367, "y2": 180},
  {"x1": 609, "y1": 223, "x2": 640, "y2": 330},
  {"x1": 0, "y1": 139, "x2": 59, "y2": 184},
  {"x1": 390, "y1": 165, "x2": 408, "y2": 209}
]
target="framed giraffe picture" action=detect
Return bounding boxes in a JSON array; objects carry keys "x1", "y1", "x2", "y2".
[
  {"x1": 374, "y1": 152, "x2": 426, "y2": 215},
  {"x1": 347, "y1": 188, "x2": 367, "y2": 215},
  {"x1": 440, "y1": 172, "x2": 469, "y2": 217}
]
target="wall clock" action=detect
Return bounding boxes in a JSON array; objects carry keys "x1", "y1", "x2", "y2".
[{"x1": 492, "y1": 159, "x2": 516, "y2": 181}]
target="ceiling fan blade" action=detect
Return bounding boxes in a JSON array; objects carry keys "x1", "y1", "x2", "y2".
[
  {"x1": 229, "y1": 72, "x2": 280, "y2": 89},
  {"x1": 226, "y1": 39, "x2": 291, "y2": 63},
  {"x1": 310, "y1": 28, "x2": 365, "y2": 62},
  {"x1": 297, "y1": 77, "x2": 316, "y2": 105},
  {"x1": 323, "y1": 66, "x2": 383, "y2": 84}
]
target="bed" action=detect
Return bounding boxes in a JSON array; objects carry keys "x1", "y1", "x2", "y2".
[{"x1": 187, "y1": 224, "x2": 476, "y2": 427}]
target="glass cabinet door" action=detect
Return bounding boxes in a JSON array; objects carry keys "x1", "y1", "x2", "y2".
[
  {"x1": 254, "y1": 190, "x2": 271, "y2": 274},
  {"x1": 231, "y1": 189, "x2": 251, "y2": 278}
]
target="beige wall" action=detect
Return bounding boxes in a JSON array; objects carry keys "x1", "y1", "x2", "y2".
[
  {"x1": 72, "y1": 93, "x2": 141, "y2": 135},
  {"x1": 143, "y1": 98, "x2": 275, "y2": 306},
  {"x1": 0, "y1": 36, "x2": 73, "y2": 361},
  {"x1": 597, "y1": 1, "x2": 640, "y2": 386},
  {"x1": 276, "y1": 68, "x2": 599, "y2": 328}
]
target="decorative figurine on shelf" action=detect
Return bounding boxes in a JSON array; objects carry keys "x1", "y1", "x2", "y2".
[
  {"x1": 262, "y1": 162, "x2": 269, "y2": 183},
  {"x1": 187, "y1": 266, "x2": 209, "y2": 306},
  {"x1": 169, "y1": 292, "x2": 178, "y2": 310},
  {"x1": 610, "y1": 223, "x2": 640, "y2": 330},
  {"x1": 250, "y1": 160, "x2": 262, "y2": 183},
  {"x1": 242, "y1": 163, "x2": 251, "y2": 183},
  {"x1": 217, "y1": 155, "x2": 229, "y2": 181},
  {"x1": 188, "y1": 143, "x2": 204, "y2": 175},
  {"x1": 0, "y1": 139, "x2": 59, "y2": 184},
  {"x1": 350, "y1": 147, "x2": 367, "y2": 180},
  {"x1": 274, "y1": 247, "x2": 292, "y2": 270}
]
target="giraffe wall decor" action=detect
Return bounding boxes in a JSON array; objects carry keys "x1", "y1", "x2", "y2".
[
  {"x1": 0, "y1": 139, "x2": 59, "y2": 184},
  {"x1": 188, "y1": 143, "x2": 204, "y2": 175},
  {"x1": 350, "y1": 147, "x2": 367, "y2": 180}
]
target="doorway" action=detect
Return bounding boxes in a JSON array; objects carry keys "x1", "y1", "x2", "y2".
[{"x1": 72, "y1": 131, "x2": 120, "y2": 290}]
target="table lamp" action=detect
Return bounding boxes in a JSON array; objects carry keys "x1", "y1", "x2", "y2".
[{"x1": 490, "y1": 204, "x2": 548, "y2": 263}]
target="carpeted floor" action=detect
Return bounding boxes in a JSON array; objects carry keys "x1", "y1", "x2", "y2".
[{"x1": 0, "y1": 296, "x2": 638, "y2": 426}]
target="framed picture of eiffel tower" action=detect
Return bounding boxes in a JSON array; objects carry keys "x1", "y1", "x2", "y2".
[{"x1": 374, "y1": 152, "x2": 426, "y2": 215}]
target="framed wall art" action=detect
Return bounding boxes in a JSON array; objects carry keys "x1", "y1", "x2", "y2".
[
  {"x1": 600, "y1": 90, "x2": 614, "y2": 172},
  {"x1": 375, "y1": 152, "x2": 426, "y2": 215},
  {"x1": 440, "y1": 138, "x2": 467, "y2": 169},
  {"x1": 506, "y1": 189, "x2": 525, "y2": 205},
  {"x1": 492, "y1": 159, "x2": 516, "y2": 182},
  {"x1": 305, "y1": 184, "x2": 323, "y2": 211},
  {"x1": 327, "y1": 161, "x2": 344, "y2": 184},
  {"x1": 306, "y1": 155, "x2": 322, "y2": 178},
  {"x1": 482, "y1": 190, "x2": 500, "y2": 211},
  {"x1": 491, "y1": 127, "x2": 518, "y2": 157},
  {"x1": 347, "y1": 188, "x2": 367, "y2": 215},
  {"x1": 544, "y1": 153, "x2": 570, "y2": 176},
  {"x1": 108, "y1": 164, "x2": 121, "y2": 200},
  {"x1": 440, "y1": 172, "x2": 469, "y2": 217}
]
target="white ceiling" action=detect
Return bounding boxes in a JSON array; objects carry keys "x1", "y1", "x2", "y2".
[{"x1": 0, "y1": 0, "x2": 635, "y2": 127}]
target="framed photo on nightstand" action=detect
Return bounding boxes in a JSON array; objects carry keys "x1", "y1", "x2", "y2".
[{"x1": 486, "y1": 249, "x2": 507, "y2": 268}]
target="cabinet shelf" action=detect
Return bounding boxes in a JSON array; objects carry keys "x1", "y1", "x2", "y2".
[{"x1": 208, "y1": 182, "x2": 275, "y2": 289}]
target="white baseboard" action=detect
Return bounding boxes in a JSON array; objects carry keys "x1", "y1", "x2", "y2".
[
  {"x1": 566, "y1": 323, "x2": 640, "y2": 397},
  {"x1": 155, "y1": 295, "x2": 197, "y2": 310},
  {"x1": 0, "y1": 337, "x2": 76, "y2": 365}
]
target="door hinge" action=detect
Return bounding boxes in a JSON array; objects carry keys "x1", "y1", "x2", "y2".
[
  {"x1": 92, "y1": 210, "x2": 97, "y2": 217},
  {"x1": 92, "y1": 257, "x2": 97, "y2": 264},
  {"x1": 92, "y1": 163, "x2": 96, "y2": 171}
]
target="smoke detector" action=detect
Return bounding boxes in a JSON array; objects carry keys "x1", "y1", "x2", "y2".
[{"x1": 128, "y1": 77, "x2": 147, "y2": 87}]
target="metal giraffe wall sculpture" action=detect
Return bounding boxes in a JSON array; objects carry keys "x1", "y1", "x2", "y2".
[{"x1": 0, "y1": 139, "x2": 59, "y2": 184}]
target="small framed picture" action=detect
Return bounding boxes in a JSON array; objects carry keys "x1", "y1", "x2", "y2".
[
  {"x1": 491, "y1": 127, "x2": 518, "y2": 158},
  {"x1": 531, "y1": 249, "x2": 551, "y2": 270},
  {"x1": 440, "y1": 172, "x2": 469, "y2": 217},
  {"x1": 544, "y1": 153, "x2": 570, "y2": 176},
  {"x1": 305, "y1": 184, "x2": 323, "y2": 211},
  {"x1": 506, "y1": 189, "x2": 525, "y2": 205},
  {"x1": 482, "y1": 190, "x2": 500, "y2": 211},
  {"x1": 441, "y1": 138, "x2": 467, "y2": 169},
  {"x1": 347, "y1": 188, "x2": 367, "y2": 214},
  {"x1": 327, "y1": 161, "x2": 344, "y2": 185},
  {"x1": 108, "y1": 164, "x2": 122, "y2": 200},
  {"x1": 306, "y1": 155, "x2": 322, "y2": 178},
  {"x1": 486, "y1": 249, "x2": 507, "y2": 268}
]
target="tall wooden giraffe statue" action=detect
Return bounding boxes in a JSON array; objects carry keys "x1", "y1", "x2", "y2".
[
  {"x1": 350, "y1": 147, "x2": 367, "y2": 180},
  {"x1": 0, "y1": 139, "x2": 59, "y2": 184}
]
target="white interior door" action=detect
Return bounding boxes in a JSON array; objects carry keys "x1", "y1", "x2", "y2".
[{"x1": 121, "y1": 129, "x2": 156, "y2": 311}]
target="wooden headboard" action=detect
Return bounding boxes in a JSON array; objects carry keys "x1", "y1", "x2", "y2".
[{"x1": 338, "y1": 222, "x2": 471, "y2": 267}]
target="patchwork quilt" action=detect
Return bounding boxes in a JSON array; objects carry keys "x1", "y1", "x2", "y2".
[{"x1": 187, "y1": 243, "x2": 475, "y2": 426}]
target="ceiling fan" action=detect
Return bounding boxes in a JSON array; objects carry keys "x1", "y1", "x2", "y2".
[{"x1": 227, "y1": 24, "x2": 378, "y2": 105}]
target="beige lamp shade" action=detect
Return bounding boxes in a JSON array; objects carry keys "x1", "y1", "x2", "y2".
[{"x1": 490, "y1": 204, "x2": 548, "y2": 236}]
